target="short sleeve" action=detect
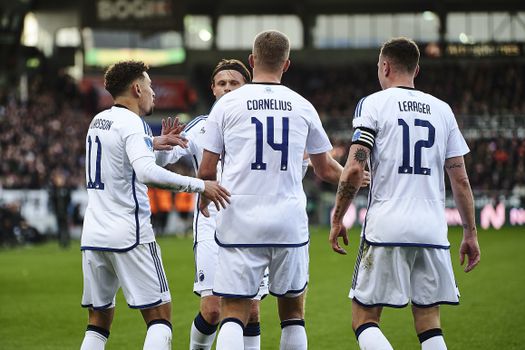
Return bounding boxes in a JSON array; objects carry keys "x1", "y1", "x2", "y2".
[
  {"x1": 445, "y1": 112, "x2": 470, "y2": 159},
  {"x1": 351, "y1": 97, "x2": 378, "y2": 150},
  {"x1": 305, "y1": 106, "x2": 332, "y2": 155},
  {"x1": 200, "y1": 103, "x2": 225, "y2": 155},
  {"x1": 122, "y1": 117, "x2": 155, "y2": 164},
  {"x1": 352, "y1": 97, "x2": 377, "y2": 132}
]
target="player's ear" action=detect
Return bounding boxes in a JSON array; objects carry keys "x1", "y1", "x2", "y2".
[
  {"x1": 248, "y1": 54, "x2": 255, "y2": 68},
  {"x1": 384, "y1": 60, "x2": 391, "y2": 77},
  {"x1": 282, "y1": 59, "x2": 290, "y2": 73},
  {"x1": 414, "y1": 64, "x2": 420, "y2": 78},
  {"x1": 133, "y1": 82, "x2": 141, "y2": 97}
]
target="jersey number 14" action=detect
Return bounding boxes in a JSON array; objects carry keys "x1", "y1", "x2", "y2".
[{"x1": 251, "y1": 116, "x2": 290, "y2": 171}]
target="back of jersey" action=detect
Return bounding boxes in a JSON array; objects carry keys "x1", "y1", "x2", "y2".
[
  {"x1": 353, "y1": 87, "x2": 469, "y2": 247},
  {"x1": 81, "y1": 106, "x2": 155, "y2": 251},
  {"x1": 202, "y1": 83, "x2": 332, "y2": 246}
]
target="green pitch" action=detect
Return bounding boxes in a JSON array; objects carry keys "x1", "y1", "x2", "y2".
[{"x1": 0, "y1": 226, "x2": 524, "y2": 349}]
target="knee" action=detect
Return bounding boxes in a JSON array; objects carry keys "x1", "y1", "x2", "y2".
[
  {"x1": 201, "y1": 306, "x2": 221, "y2": 325},
  {"x1": 247, "y1": 303, "x2": 260, "y2": 323},
  {"x1": 88, "y1": 308, "x2": 114, "y2": 330}
]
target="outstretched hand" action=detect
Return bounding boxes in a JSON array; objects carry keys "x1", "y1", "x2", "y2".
[
  {"x1": 161, "y1": 116, "x2": 185, "y2": 136},
  {"x1": 154, "y1": 116, "x2": 188, "y2": 151},
  {"x1": 153, "y1": 134, "x2": 188, "y2": 151},
  {"x1": 329, "y1": 222, "x2": 349, "y2": 255},
  {"x1": 199, "y1": 181, "x2": 231, "y2": 217}
]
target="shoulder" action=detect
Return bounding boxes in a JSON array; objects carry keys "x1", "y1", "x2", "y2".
[
  {"x1": 353, "y1": 91, "x2": 381, "y2": 117},
  {"x1": 424, "y1": 92, "x2": 453, "y2": 114},
  {"x1": 184, "y1": 115, "x2": 208, "y2": 133},
  {"x1": 113, "y1": 109, "x2": 148, "y2": 135}
]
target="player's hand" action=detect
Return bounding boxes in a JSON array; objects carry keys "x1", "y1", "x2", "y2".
[
  {"x1": 459, "y1": 231, "x2": 480, "y2": 272},
  {"x1": 200, "y1": 181, "x2": 231, "y2": 217},
  {"x1": 153, "y1": 134, "x2": 188, "y2": 151},
  {"x1": 199, "y1": 195, "x2": 211, "y2": 217},
  {"x1": 361, "y1": 170, "x2": 371, "y2": 188},
  {"x1": 161, "y1": 116, "x2": 185, "y2": 136},
  {"x1": 329, "y1": 221, "x2": 349, "y2": 255}
]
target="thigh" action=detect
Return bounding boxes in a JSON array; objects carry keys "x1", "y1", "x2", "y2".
[
  {"x1": 268, "y1": 245, "x2": 309, "y2": 297},
  {"x1": 193, "y1": 239, "x2": 219, "y2": 296},
  {"x1": 350, "y1": 241, "x2": 412, "y2": 307},
  {"x1": 112, "y1": 242, "x2": 171, "y2": 309},
  {"x1": 411, "y1": 248, "x2": 459, "y2": 306},
  {"x1": 213, "y1": 247, "x2": 268, "y2": 298},
  {"x1": 81, "y1": 250, "x2": 119, "y2": 309}
]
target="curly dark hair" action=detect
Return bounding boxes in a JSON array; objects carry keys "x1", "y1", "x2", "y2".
[
  {"x1": 211, "y1": 59, "x2": 251, "y2": 85},
  {"x1": 104, "y1": 60, "x2": 149, "y2": 98}
]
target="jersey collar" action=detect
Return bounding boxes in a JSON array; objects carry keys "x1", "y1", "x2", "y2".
[
  {"x1": 251, "y1": 82, "x2": 282, "y2": 85},
  {"x1": 395, "y1": 86, "x2": 416, "y2": 90}
]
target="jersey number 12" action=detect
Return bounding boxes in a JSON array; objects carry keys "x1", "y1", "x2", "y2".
[
  {"x1": 398, "y1": 118, "x2": 435, "y2": 175},
  {"x1": 251, "y1": 116, "x2": 289, "y2": 171}
]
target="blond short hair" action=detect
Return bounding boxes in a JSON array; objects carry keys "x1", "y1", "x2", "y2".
[{"x1": 252, "y1": 30, "x2": 290, "y2": 71}]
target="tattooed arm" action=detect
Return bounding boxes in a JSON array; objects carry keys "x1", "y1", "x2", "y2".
[
  {"x1": 329, "y1": 144, "x2": 371, "y2": 254},
  {"x1": 445, "y1": 156, "x2": 480, "y2": 272}
]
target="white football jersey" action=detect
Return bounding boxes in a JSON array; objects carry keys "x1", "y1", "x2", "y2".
[
  {"x1": 352, "y1": 87, "x2": 469, "y2": 248},
  {"x1": 155, "y1": 115, "x2": 220, "y2": 242},
  {"x1": 201, "y1": 83, "x2": 332, "y2": 246},
  {"x1": 81, "y1": 105, "x2": 157, "y2": 251}
]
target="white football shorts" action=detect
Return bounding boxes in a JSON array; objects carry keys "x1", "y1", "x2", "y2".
[
  {"x1": 213, "y1": 245, "x2": 309, "y2": 298},
  {"x1": 194, "y1": 239, "x2": 269, "y2": 299},
  {"x1": 81, "y1": 242, "x2": 171, "y2": 309},
  {"x1": 349, "y1": 240, "x2": 460, "y2": 307}
]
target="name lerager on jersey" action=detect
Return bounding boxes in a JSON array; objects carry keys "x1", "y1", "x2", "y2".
[{"x1": 398, "y1": 100, "x2": 431, "y2": 114}]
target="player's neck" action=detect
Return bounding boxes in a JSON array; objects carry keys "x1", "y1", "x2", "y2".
[
  {"x1": 385, "y1": 77, "x2": 414, "y2": 90},
  {"x1": 113, "y1": 97, "x2": 140, "y2": 116},
  {"x1": 252, "y1": 68, "x2": 282, "y2": 84}
]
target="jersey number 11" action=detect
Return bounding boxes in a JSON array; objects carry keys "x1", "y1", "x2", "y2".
[{"x1": 86, "y1": 135, "x2": 105, "y2": 190}]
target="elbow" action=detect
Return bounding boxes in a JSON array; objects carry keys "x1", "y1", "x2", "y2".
[
  {"x1": 454, "y1": 175, "x2": 471, "y2": 190},
  {"x1": 134, "y1": 170, "x2": 150, "y2": 184},
  {"x1": 314, "y1": 166, "x2": 335, "y2": 184}
]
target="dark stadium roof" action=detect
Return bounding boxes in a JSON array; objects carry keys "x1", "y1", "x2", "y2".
[{"x1": 28, "y1": 0, "x2": 525, "y2": 14}]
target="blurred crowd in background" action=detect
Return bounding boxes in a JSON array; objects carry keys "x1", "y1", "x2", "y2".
[{"x1": 1, "y1": 60, "x2": 525, "y2": 244}]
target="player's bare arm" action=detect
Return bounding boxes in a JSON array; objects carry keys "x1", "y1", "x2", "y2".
[
  {"x1": 329, "y1": 145, "x2": 370, "y2": 255},
  {"x1": 309, "y1": 152, "x2": 343, "y2": 185},
  {"x1": 445, "y1": 156, "x2": 481, "y2": 272},
  {"x1": 198, "y1": 149, "x2": 230, "y2": 217}
]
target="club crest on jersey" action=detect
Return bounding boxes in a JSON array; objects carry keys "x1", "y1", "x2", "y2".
[
  {"x1": 198, "y1": 270, "x2": 205, "y2": 282},
  {"x1": 352, "y1": 130, "x2": 361, "y2": 142},
  {"x1": 199, "y1": 126, "x2": 205, "y2": 134},
  {"x1": 144, "y1": 137, "x2": 153, "y2": 152},
  {"x1": 264, "y1": 87, "x2": 273, "y2": 93}
]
